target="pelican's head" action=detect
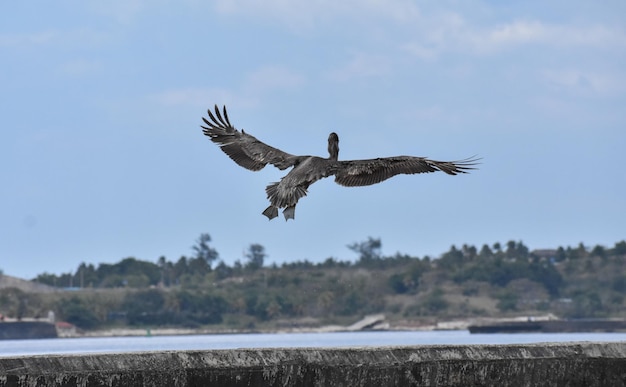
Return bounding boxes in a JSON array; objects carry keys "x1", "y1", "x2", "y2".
[{"x1": 328, "y1": 132, "x2": 339, "y2": 160}]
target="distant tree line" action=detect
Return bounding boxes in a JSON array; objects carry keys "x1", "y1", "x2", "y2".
[
  {"x1": 12, "y1": 236, "x2": 625, "y2": 330},
  {"x1": 34, "y1": 233, "x2": 262, "y2": 289}
]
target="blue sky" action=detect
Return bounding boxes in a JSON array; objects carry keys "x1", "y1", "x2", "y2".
[{"x1": 2, "y1": 1, "x2": 625, "y2": 279}]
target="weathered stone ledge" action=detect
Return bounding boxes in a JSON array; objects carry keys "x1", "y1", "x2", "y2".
[{"x1": 1, "y1": 342, "x2": 625, "y2": 386}]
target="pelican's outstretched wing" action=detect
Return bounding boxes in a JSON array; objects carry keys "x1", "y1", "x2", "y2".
[
  {"x1": 334, "y1": 156, "x2": 479, "y2": 187},
  {"x1": 201, "y1": 105, "x2": 299, "y2": 171}
]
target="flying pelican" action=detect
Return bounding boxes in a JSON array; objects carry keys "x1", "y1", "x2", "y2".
[{"x1": 201, "y1": 105, "x2": 479, "y2": 221}]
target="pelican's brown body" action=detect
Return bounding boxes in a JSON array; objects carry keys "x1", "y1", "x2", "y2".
[{"x1": 201, "y1": 105, "x2": 478, "y2": 220}]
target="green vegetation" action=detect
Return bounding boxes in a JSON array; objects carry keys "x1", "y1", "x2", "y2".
[{"x1": 2, "y1": 237, "x2": 625, "y2": 331}]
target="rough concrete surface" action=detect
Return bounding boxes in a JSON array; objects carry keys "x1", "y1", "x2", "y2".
[{"x1": 1, "y1": 342, "x2": 625, "y2": 386}]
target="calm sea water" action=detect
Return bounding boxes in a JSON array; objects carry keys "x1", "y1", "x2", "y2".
[{"x1": 2, "y1": 330, "x2": 626, "y2": 358}]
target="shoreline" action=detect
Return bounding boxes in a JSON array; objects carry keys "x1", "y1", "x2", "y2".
[
  {"x1": 67, "y1": 315, "x2": 547, "y2": 338},
  {"x1": 5, "y1": 313, "x2": 566, "y2": 339}
]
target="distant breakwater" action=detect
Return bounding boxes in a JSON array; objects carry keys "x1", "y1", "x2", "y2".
[{"x1": 0, "y1": 321, "x2": 57, "y2": 340}]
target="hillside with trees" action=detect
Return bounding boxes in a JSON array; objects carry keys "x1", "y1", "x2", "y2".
[{"x1": 1, "y1": 235, "x2": 625, "y2": 331}]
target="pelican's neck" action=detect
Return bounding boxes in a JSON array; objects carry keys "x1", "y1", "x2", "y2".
[{"x1": 328, "y1": 132, "x2": 339, "y2": 161}]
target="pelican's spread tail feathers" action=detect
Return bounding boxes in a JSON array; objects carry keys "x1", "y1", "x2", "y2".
[
  {"x1": 265, "y1": 182, "x2": 308, "y2": 208},
  {"x1": 264, "y1": 182, "x2": 307, "y2": 221}
]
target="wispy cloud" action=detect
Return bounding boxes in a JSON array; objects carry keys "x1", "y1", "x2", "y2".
[
  {"x1": 213, "y1": 0, "x2": 420, "y2": 30},
  {"x1": 86, "y1": 0, "x2": 147, "y2": 24},
  {"x1": 60, "y1": 59, "x2": 103, "y2": 77},
  {"x1": 242, "y1": 65, "x2": 306, "y2": 94},
  {"x1": 150, "y1": 87, "x2": 235, "y2": 107},
  {"x1": 0, "y1": 31, "x2": 58, "y2": 47},
  {"x1": 1, "y1": 28, "x2": 117, "y2": 51},
  {"x1": 542, "y1": 69, "x2": 626, "y2": 97},
  {"x1": 402, "y1": 15, "x2": 626, "y2": 58},
  {"x1": 327, "y1": 53, "x2": 392, "y2": 81},
  {"x1": 151, "y1": 65, "x2": 304, "y2": 108},
  {"x1": 470, "y1": 21, "x2": 626, "y2": 53},
  {"x1": 480, "y1": 21, "x2": 547, "y2": 48}
]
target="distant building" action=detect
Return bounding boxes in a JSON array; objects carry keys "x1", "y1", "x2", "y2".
[
  {"x1": 531, "y1": 249, "x2": 558, "y2": 262},
  {"x1": 55, "y1": 321, "x2": 77, "y2": 337}
]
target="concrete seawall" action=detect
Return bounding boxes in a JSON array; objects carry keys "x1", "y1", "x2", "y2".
[{"x1": 1, "y1": 342, "x2": 625, "y2": 386}]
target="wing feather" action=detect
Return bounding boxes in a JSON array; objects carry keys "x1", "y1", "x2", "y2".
[
  {"x1": 201, "y1": 105, "x2": 298, "y2": 171},
  {"x1": 334, "y1": 156, "x2": 479, "y2": 187}
]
